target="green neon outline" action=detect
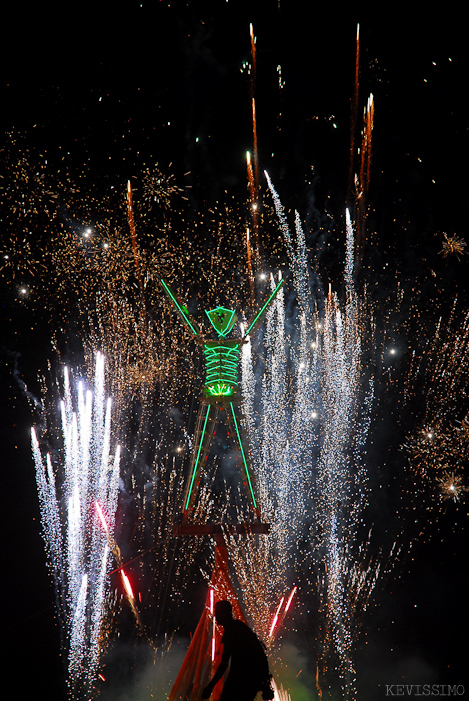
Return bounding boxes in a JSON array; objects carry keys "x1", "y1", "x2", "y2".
[
  {"x1": 206, "y1": 383, "x2": 234, "y2": 397},
  {"x1": 229, "y1": 402, "x2": 257, "y2": 509},
  {"x1": 184, "y1": 404, "x2": 211, "y2": 511},
  {"x1": 161, "y1": 279, "x2": 199, "y2": 337},
  {"x1": 245, "y1": 278, "x2": 285, "y2": 336},
  {"x1": 205, "y1": 307, "x2": 237, "y2": 337},
  {"x1": 203, "y1": 343, "x2": 240, "y2": 389}
]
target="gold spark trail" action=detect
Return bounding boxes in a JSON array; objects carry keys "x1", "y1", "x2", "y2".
[{"x1": 248, "y1": 24, "x2": 260, "y2": 274}]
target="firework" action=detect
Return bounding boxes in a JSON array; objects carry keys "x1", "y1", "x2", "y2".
[
  {"x1": 13, "y1": 155, "x2": 462, "y2": 701},
  {"x1": 347, "y1": 24, "x2": 360, "y2": 207},
  {"x1": 269, "y1": 597, "x2": 285, "y2": 638},
  {"x1": 437, "y1": 471, "x2": 467, "y2": 502},
  {"x1": 3, "y1": 15, "x2": 449, "y2": 701},
  {"x1": 14, "y1": 170, "x2": 270, "y2": 665},
  {"x1": 246, "y1": 23, "x2": 261, "y2": 273},
  {"x1": 6, "y1": 60, "x2": 459, "y2": 699},
  {"x1": 32, "y1": 353, "x2": 121, "y2": 698},
  {"x1": 439, "y1": 232, "x2": 467, "y2": 260},
  {"x1": 404, "y1": 300, "x2": 469, "y2": 511},
  {"x1": 234, "y1": 177, "x2": 374, "y2": 698},
  {"x1": 7, "y1": 148, "x2": 410, "y2": 700},
  {"x1": 272, "y1": 680, "x2": 292, "y2": 701},
  {"x1": 141, "y1": 163, "x2": 184, "y2": 211}
]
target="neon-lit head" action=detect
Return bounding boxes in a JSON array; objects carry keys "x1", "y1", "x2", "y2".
[{"x1": 205, "y1": 307, "x2": 237, "y2": 337}]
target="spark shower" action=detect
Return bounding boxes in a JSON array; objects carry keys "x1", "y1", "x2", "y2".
[{"x1": 32, "y1": 353, "x2": 121, "y2": 699}]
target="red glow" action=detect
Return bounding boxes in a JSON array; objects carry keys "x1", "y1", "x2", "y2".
[
  {"x1": 95, "y1": 501, "x2": 109, "y2": 534},
  {"x1": 121, "y1": 570, "x2": 134, "y2": 600},
  {"x1": 269, "y1": 596, "x2": 284, "y2": 637},
  {"x1": 210, "y1": 588, "x2": 216, "y2": 660},
  {"x1": 285, "y1": 585, "x2": 297, "y2": 612}
]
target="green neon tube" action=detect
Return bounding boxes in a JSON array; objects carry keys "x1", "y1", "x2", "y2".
[
  {"x1": 229, "y1": 402, "x2": 257, "y2": 509},
  {"x1": 161, "y1": 279, "x2": 199, "y2": 337},
  {"x1": 245, "y1": 278, "x2": 284, "y2": 336},
  {"x1": 185, "y1": 404, "x2": 211, "y2": 510}
]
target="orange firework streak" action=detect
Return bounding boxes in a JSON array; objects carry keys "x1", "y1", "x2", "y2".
[
  {"x1": 249, "y1": 24, "x2": 259, "y2": 190},
  {"x1": 356, "y1": 94, "x2": 374, "y2": 260},
  {"x1": 246, "y1": 150, "x2": 255, "y2": 211},
  {"x1": 365, "y1": 95, "x2": 374, "y2": 187},
  {"x1": 245, "y1": 226, "x2": 255, "y2": 305},
  {"x1": 248, "y1": 24, "x2": 261, "y2": 272},
  {"x1": 316, "y1": 664, "x2": 323, "y2": 700},
  {"x1": 169, "y1": 535, "x2": 248, "y2": 701},
  {"x1": 251, "y1": 98, "x2": 259, "y2": 199},
  {"x1": 347, "y1": 23, "x2": 360, "y2": 207},
  {"x1": 245, "y1": 153, "x2": 255, "y2": 304},
  {"x1": 346, "y1": 25, "x2": 376, "y2": 280}
]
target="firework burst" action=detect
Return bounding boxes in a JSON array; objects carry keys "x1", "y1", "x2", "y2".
[
  {"x1": 141, "y1": 163, "x2": 185, "y2": 210},
  {"x1": 439, "y1": 232, "x2": 467, "y2": 260},
  {"x1": 437, "y1": 471, "x2": 467, "y2": 502}
]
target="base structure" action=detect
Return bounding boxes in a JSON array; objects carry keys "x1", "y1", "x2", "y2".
[{"x1": 169, "y1": 527, "x2": 267, "y2": 701}]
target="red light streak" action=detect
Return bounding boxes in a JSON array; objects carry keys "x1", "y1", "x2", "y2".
[
  {"x1": 209, "y1": 588, "x2": 215, "y2": 661},
  {"x1": 285, "y1": 585, "x2": 297, "y2": 612},
  {"x1": 95, "y1": 501, "x2": 109, "y2": 534},
  {"x1": 269, "y1": 596, "x2": 284, "y2": 637},
  {"x1": 121, "y1": 570, "x2": 134, "y2": 600}
]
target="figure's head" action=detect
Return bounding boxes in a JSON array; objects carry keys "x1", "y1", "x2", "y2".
[
  {"x1": 205, "y1": 307, "x2": 237, "y2": 337},
  {"x1": 214, "y1": 600, "x2": 233, "y2": 626}
]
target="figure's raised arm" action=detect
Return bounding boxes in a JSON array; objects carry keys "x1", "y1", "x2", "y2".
[
  {"x1": 243, "y1": 277, "x2": 284, "y2": 338},
  {"x1": 160, "y1": 278, "x2": 201, "y2": 338}
]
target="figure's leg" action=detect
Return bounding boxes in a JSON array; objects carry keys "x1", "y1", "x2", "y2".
[
  {"x1": 182, "y1": 401, "x2": 219, "y2": 520},
  {"x1": 225, "y1": 402, "x2": 260, "y2": 520}
]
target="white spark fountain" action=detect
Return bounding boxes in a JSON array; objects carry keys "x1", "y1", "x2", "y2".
[
  {"x1": 32, "y1": 352, "x2": 121, "y2": 699},
  {"x1": 240, "y1": 179, "x2": 374, "y2": 699}
]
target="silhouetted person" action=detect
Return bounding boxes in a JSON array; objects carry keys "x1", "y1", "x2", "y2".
[{"x1": 202, "y1": 600, "x2": 274, "y2": 701}]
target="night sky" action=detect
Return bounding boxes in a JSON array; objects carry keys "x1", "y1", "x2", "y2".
[{"x1": 1, "y1": 4, "x2": 468, "y2": 700}]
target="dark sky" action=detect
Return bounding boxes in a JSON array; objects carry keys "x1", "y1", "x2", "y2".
[{"x1": 1, "y1": 3, "x2": 468, "y2": 700}]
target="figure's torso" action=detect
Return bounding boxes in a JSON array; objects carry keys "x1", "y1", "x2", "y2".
[{"x1": 203, "y1": 339, "x2": 241, "y2": 397}]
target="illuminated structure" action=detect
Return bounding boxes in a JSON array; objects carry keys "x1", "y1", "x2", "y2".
[
  {"x1": 161, "y1": 277, "x2": 284, "y2": 522},
  {"x1": 168, "y1": 535, "x2": 246, "y2": 701}
]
